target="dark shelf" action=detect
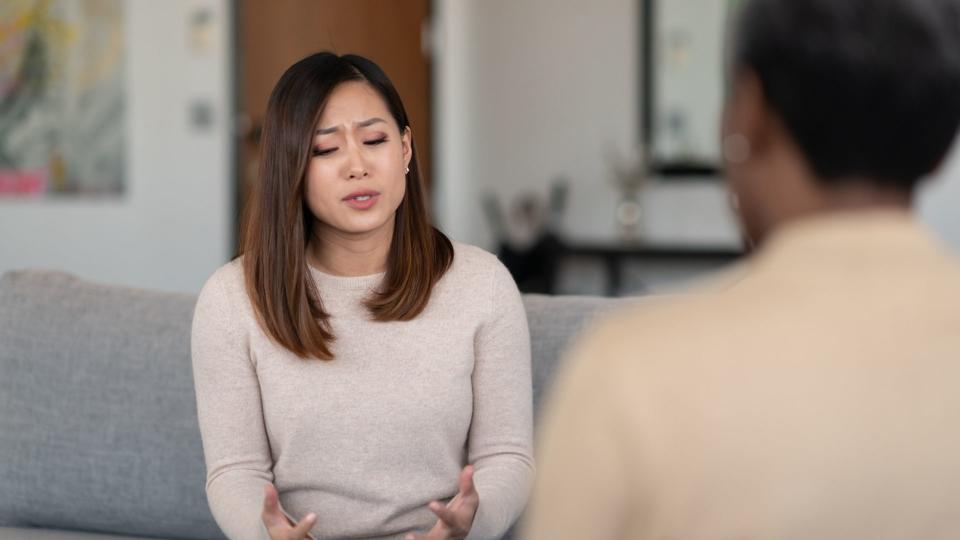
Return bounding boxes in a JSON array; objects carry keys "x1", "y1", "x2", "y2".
[
  {"x1": 562, "y1": 242, "x2": 743, "y2": 260},
  {"x1": 651, "y1": 162, "x2": 721, "y2": 177},
  {"x1": 560, "y1": 241, "x2": 744, "y2": 296}
]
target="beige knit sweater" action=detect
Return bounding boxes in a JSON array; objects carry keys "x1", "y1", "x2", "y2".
[
  {"x1": 525, "y1": 211, "x2": 960, "y2": 540},
  {"x1": 191, "y1": 242, "x2": 534, "y2": 540}
]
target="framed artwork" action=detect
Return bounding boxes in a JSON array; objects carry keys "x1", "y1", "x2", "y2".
[
  {"x1": 641, "y1": 0, "x2": 741, "y2": 178},
  {"x1": 0, "y1": 0, "x2": 125, "y2": 197}
]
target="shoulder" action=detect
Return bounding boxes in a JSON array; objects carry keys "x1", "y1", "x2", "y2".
[
  {"x1": 199, "y1": 257, "x2": 245, "y2": 297},
  {"x1": 442, "y1": 241, "x2": 514, "y2": 289},
  {"x1": 567, "y1": 283, "x2": 746, "y2": 381},
  {"x1": 450, "y1": 241, "x2": 504, "y2": 270},
  {"x1": 428, "y1": 242, "x2": 522, "y2": 320},
  {"x1": 195, "y1": 257, "x2": 247, "y2": 314}
]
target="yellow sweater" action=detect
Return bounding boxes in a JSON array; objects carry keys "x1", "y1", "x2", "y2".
[{"x1": 526, "y1": 210, "x2": 960, "y2": 540}]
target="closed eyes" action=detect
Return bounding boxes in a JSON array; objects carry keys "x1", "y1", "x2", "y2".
[{"x1": 312, "y1": 137, "x2": 388, "y2": 157}]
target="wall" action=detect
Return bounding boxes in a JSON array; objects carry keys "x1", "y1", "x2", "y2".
[
  {"x1": 0, "y1": 0, "x2": 233, "y2": 294},
  {"x1": 433, "y1": 0, "x2": 960, "y2": 259},
  {"x1": 4, "y1": 1, "x2": 954, "y2": 297},
  {"x1": 433, "y1": 0, "x2": 740, "y2": 253},
  {"x1": 919, "y1": 140, "x2": 960, "y2": 253}
]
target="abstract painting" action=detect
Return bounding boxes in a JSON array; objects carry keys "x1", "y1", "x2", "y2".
[{"x1": 0, "y1": 0, "x2": 125, "y2": 197}]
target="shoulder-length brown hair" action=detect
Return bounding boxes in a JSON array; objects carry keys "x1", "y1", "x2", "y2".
[{"x1": 239, "y1": 52, "x2": 453, "y2": 360}]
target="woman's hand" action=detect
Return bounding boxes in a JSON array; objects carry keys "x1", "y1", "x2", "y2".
[
  {"x1": 262, "y1": 484, "x2": 317, "y2": 540},
  {"x1": 406, "y1": 465, "x2": 479, "y2": 540}
]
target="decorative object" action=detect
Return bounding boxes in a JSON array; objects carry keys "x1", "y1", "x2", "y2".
[
  {"x1": 641, "y1": 0, "x2": 736, "y2": 178},
  {"x1": 607, "y1": 143, "x2": 649, "y2": 242},
  {"x1": 482, "y1": 179, "x2": 568, "y2": 294}
]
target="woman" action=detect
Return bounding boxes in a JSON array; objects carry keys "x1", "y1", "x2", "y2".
[{"x1": 192, "y1": 52, "x2": 533, "y2": 540}]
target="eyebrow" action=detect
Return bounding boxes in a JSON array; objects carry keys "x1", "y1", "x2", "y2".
[{"x1": 316, "y1": 117, "x2": 387, "y2": 135}]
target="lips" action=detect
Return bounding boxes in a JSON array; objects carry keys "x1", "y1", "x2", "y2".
[{"x1": 342, "y1": 190, "x2": 380, "y2": 210}]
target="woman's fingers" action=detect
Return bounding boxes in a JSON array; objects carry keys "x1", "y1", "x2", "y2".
[
  {"x1": 422, "y1": 465, "x2": 480, "y2": 538},
  {"x1": 262, "y1": 484, "x2": 317, "y2": 540},
  {"x1": 406, "y1": 467, "x2": 480, "y2": 540},
  {"x1": 457, "y1": 465, "x2": 477, "y2": 498},
  {"x1": 447, "y1": 465, "x2": 479, "y2": 518},
  {"x1": 428, "y1": 500, "x2": 461, "y2": 528},
  {"x1": 262, "y1": 484, "x2": 287, "y2": 527},
  {"x1": 406, "y1": 515, "x2": 450, "y2": 540},
  {"x1": 289, "y1": 513, "x2": 317, "y2": 539}
]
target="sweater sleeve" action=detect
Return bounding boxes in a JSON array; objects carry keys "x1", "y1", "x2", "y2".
[
  {"x1": 466, "y1": 261, "x2": 536, "y2": 539},
  {"x1": 191, "y1": 269, "x2": 272, "y2": 540}
]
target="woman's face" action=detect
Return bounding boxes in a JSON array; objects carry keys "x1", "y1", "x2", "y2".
[{"x1": 305, "y1": 81, "x2": 411, "y2": 243}]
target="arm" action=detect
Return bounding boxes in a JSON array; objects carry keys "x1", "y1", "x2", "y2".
[
  {"x1": 521, "y1": 324, "x2": 636, "y2": 540},
  {"x1": 466, "y1": 262, "x2": 536, "y2": 539},
  {"x1": 192, "y1": 270, "x2": 273, "y2": 540}
]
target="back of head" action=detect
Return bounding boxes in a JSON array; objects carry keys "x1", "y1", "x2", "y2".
[{"x1": 733, "y1": 0, "x2": 960, "y2": 191}]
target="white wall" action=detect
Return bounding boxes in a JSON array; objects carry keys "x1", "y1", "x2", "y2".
[
  {"x1": 434, "y1": 0, "x2": 740, "y2": 251},
  {"x1": 431, "y1": 0, "x2": 478, "y2": 245},
  {"x1": 433, "y1": 0, "x2": 960, "y2": 254},
  {"x1": 0, "y1": 0, "x2": 233, "y2": 294},
  {"x1": 919, "y1": 139, "x2": 960, "y2": 253}
]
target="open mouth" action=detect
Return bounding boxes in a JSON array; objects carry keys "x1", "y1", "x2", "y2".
[
  {"x1": 342, "y1": 190, "x2": 380, "y2": 201},
  {"x1": 343, "y1": 191, "x2": 380, "y2": 209}
]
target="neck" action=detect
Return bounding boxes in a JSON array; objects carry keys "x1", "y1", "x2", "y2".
[
  {"x1": 821, "y1": 181, "x2": 913, "y2": 211},
  {"x1": 747, "y1": 149, "x2": 914, "y2": 245},
  {"x1": 308, "y1": 222, "x2": 393, "y2": 277},
  {"x1": 774, "y1": 177, "x2": 913, "y2": 229}
]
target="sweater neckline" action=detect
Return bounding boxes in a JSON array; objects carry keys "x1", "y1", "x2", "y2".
[{"x1": 307, "y1": 264, "x2": 385, "y2": 291}]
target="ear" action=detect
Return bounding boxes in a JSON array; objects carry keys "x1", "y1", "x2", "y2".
[
  {"x1": 401, "y1": 126, "x2": 413, "y2": 171},
  {"x1": 723, "y1": 68, "x2": 768, "y2": 157},
  {"x1": 721, "y1": 68, "x2": 772, "y2": 247}
]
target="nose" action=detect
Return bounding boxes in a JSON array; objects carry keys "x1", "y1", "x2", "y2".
[
  {"x1": 347, "y1": 166, "x2": 368, "y2": 180},
  {"x1": 345, "y1": 144, "x2": 368, "y2": 180}
]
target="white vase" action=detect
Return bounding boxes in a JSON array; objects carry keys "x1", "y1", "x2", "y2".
[{"x1": 615, "y1": 194, "x2": 643, "y2": 243}]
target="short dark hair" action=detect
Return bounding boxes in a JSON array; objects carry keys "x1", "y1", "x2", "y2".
[
  {"x1": 733, "y1": 0, "x2": 960, "y2": 190},
  {"x1": 240, "y1": 52, "x2": 453, "y2": 360}
]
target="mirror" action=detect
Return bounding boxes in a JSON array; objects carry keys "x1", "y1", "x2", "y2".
[{"x1": 642, "y1": 0, "x2": 742, "y2": 177}]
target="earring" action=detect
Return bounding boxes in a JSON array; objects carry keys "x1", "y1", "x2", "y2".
[
  {"x1": 723, "y1": 133, "x2": 751, "y2": 164},
  {"x1": 405, "y1": 166, "x2": 410, "y2": 174}
]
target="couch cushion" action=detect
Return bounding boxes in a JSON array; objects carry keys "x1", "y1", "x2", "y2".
[
  {"x1": 0, "y1": 271, "x2": 634, "y2": 539},
  {"x1": 0, "y1": 527, "x2": 152, "y2": 540},
  {"x1": 0, "y1": 271, "x2": 223, "y2": 539},
  {"x1": 521, "y1": 294, "x2": 636, "y2": 419}
]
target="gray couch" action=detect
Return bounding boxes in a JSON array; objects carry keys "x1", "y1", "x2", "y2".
[{"x1": 0, "y1": 270, "x2": 629, "y2": 539}]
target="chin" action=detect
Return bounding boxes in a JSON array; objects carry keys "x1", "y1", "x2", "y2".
[{"x1": 339, "y1": 217, "x2": 394, "y2": 236}]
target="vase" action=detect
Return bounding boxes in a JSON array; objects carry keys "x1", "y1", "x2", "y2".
[{"x1": 615, "y1": 193, "x2": 643, "y2": 243}]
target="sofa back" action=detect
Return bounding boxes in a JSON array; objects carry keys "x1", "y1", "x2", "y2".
[
  {"x1": 0, "y1": 270, "x2": 223, "y2": 538},
  {"x1": 0, "y1": 270, "x2": 630, "y2": 538}
]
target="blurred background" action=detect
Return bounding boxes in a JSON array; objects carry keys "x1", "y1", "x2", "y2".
[{"x1": 1, "y1": 0, "x2": 959, "y2": 296}]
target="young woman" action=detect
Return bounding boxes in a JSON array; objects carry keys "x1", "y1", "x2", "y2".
[{"x1": 192, "y1": 52, "x2": 533, "y2": 540}]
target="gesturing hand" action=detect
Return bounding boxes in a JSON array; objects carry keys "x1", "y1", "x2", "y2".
[
  {"x1": 406, "y1": 465, "x2": 479, "y2": 540},
  {"x1": 262, "y1": 484, "x2": 317, "y2": 540}
]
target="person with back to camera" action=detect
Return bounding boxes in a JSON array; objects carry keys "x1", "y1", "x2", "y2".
[
  {"x1": 191, "y1": 52, "x2": 534, "y2": 540},
  {"x1": 524, "y1": 0, "x2": 960, "y2": 538}
]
